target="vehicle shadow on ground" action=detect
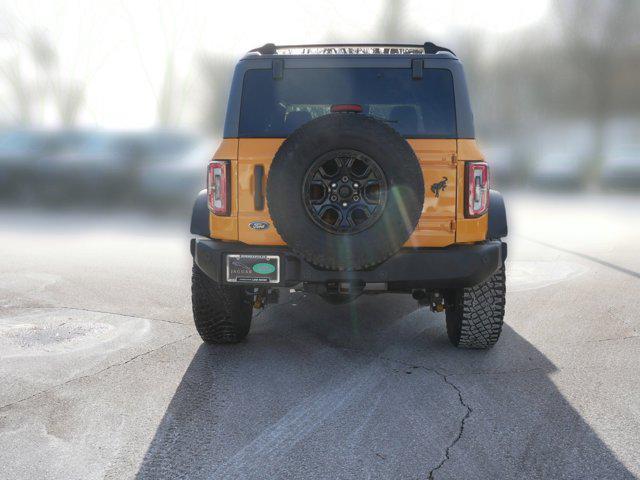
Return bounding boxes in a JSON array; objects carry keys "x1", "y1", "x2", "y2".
[{"x1": 136, "y1": 293, "x2": 633, "y2": 479}]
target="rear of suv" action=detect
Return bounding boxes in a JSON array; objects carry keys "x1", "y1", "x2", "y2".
[{"x1": 190, "y1": 43, "x2": 508, "y2": 349}]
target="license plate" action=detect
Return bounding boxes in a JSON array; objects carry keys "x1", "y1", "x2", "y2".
[{"x1": 226, "y1": 254, "x2": 280, "y2": 284}]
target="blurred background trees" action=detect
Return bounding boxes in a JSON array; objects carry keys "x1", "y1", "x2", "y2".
[
  {"x1": 1, "y1": 0, "x2": 639, "y2": 210},
  {"x1": 0, "y1": 27, "x2": 86, "y2": 127}
]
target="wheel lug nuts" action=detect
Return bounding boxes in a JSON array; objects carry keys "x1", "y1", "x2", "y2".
[
  {"x1": 342, "y1": 176, "x2": 349, "y2": 182},
  {"x1": 353, "y1": 195, "x2": 359, "y2": 201},
  {"x1": 330, "y1": 195, "x2": 338, "y2": 202}
]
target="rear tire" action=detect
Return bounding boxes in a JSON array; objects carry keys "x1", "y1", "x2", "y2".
[
  {"x1": 445, "y1": 265, "x2": 506, "y2": 349},
  {"x1": 191, "y1": 263, "x2": 253, "y2": 344}
]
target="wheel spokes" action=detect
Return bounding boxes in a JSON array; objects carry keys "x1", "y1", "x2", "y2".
[
  {"x1": 319, "y1": 206, "x2": 341, "y2": 227},
  {"x1": 348, "y1": 157, "x2": 371, "y2": 178},
  {"x1": 303, "y1": 150, "x2": 388, "y2": 234},
  {"x1": 309, "y1": 181, "x2": 327, "y2": 204},
  {"x1": 318, "y1": 158, "x2": 339, "y2": 178},
  {"x1": 350, "y1": 207, "x2": 370, "y2": 227},
  {"x1": 363, "y1": 180, "x2": 382, "y2": 205}
]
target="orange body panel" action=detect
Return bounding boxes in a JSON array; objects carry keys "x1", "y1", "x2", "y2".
[
  {"x1": 237, "y1": 139, "x2": 286, "y2": 245},
  {"x1": 208, "y1": 137, "x2": 488, "y2": 247},
  {"x1": 403, "y1": 139, "x2": 457, "y2": 247}
]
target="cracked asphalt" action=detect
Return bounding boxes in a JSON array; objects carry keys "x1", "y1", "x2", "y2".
[{"x1": 1, "y1": 193, "x2": 639, "y2": 479}]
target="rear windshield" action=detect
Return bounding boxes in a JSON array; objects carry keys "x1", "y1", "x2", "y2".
[{"x1": 239, "y1": 67, "x2": 456, "y2": 138}]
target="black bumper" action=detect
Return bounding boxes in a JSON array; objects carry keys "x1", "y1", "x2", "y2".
[{"x1": 191, "y1": 238, "x2": 506, "y2": 289}]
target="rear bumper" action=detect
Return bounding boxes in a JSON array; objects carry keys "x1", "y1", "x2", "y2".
[{"x1": 191, "y1": 238, "x2": 506, "y2": 289}]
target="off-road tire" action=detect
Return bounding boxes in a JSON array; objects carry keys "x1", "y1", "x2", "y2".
[
  {"x1": 191, "y1": 263, "x2": 253, "y2": 344},
  {"x1": 266, "y1": 113, "x2": 424, "y2": 271},
  {"x1": 445, "y1": 265, "x2": 506, "y2": 349}
]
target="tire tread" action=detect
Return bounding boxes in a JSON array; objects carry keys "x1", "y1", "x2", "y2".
[
  {"x1": 191, "y1": 264, "x2": 252, "y2": 344},
  {"x1": 446, "y1": 266, "x2": 506, "y2": 349}
]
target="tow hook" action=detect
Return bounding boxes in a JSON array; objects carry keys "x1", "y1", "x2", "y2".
[
  {"x1": 430, "y1": 292, "x2": 445, "y2": 312},
  {"x1": 253, "y1": 293, "x2": 265, "y2": 309},
  {"x1": 412, "y1": 290, "x2": 445, "y2": 312},
  {"x1": 432, "y1": 301, "x2": 445, "y2": 313},
  {"x1": 251, "y1": 288, "x2": 280, "y2": 309}
]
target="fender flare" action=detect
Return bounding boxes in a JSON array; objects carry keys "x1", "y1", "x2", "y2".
[
  {"x1": 190, "y1": 189, "x2": 210, "y2": 237},
  {"x1": 487, "y1": 189, "x2": 508, "y2": 240}
]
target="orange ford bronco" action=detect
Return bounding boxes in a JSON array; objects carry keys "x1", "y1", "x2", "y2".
[{"x1": 190, "y1": 43, "x2": 507, "y2": 349}]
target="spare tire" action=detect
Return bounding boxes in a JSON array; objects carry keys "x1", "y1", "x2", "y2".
[{"x1": 267, "y1": 113, "x2": 424, "y2": 270}]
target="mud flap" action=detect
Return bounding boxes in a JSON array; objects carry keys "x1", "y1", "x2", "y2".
[
  {"x1": 190, "y1": 189, "x2": 210, "y2": 237},
  {"x1": 487, "y1": 189, "x2": 507, "y2": 240}
]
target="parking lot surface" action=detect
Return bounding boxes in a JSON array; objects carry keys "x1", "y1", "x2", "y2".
[{"x1": 1, "y1": 194, "x2": 639, "y2": 479}]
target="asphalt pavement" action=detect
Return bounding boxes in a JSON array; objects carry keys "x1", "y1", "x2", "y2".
[{"x1": 1, "y1": 193, "x2": 639, "y2": 479}]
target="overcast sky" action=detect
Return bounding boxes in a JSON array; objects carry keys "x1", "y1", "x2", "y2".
[{"x1": 0, "y1": 0, "x2": 551, "y2": 129}]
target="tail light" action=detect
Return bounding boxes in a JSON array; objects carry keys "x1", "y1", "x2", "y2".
[
  {"x1": 208, "y1": 160, "x2": 230, "y2": 216},
  {"x1": 330, "y1": 104, "x2": 363, "y2": 113},
  {"x1": 465, "y1": 162, "x2": 489, "y2": 217}
]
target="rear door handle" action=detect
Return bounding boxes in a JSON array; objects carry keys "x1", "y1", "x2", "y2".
[{"x1": 254, "y1": 165, "x2": 264, "y2": 211}]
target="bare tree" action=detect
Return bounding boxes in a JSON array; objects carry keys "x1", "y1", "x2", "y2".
[
  {"x1": 555, "y1": 0, "x2": 640, "y2": 185},
  {"x1": 157, "y1": 53, "x2": 177, "y2": 128},
  {"x1": 29, "y1": 30, "x2": 84, "y2": 127},
  {"x1": 379, "y1": 0, "x2": 406, "y2": 42},
  {"x1": 1, "y1": 23, "x2": 88, "y2": 127},
  {"x1": 1, "y1": 57, "x2": 32, "y2": 125},
  {"x1": 56, "y1": 82, "x2": 85, "y2": 126},
  {"x1": 199, "y1": 55, "x2": 235, "y2": 134},
  {"x1": 120, "y1": 2, "x2": 202, "y2": 129}
]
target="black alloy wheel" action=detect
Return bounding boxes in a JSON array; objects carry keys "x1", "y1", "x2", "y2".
[{"x1": 302, "y1": 150, "x2": 388, "y2": 234}]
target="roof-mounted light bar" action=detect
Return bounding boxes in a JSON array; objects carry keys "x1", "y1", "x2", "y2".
[{"x1": 248, "y1": 42, "x2": 455, "y2": 57}]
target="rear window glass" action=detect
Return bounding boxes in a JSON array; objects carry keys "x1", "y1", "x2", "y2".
[{"x1": 239, "y1": 67, "x2": 456, "y2": 138}]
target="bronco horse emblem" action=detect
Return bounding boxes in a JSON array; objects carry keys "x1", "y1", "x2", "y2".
[{"x1": 431, "y1": 177, "x2": 448, "y2": 198}]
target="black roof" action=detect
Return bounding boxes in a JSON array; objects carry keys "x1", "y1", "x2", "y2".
[{"x1": 246, "y1": 42, "x2": 456, "y2": 58}]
